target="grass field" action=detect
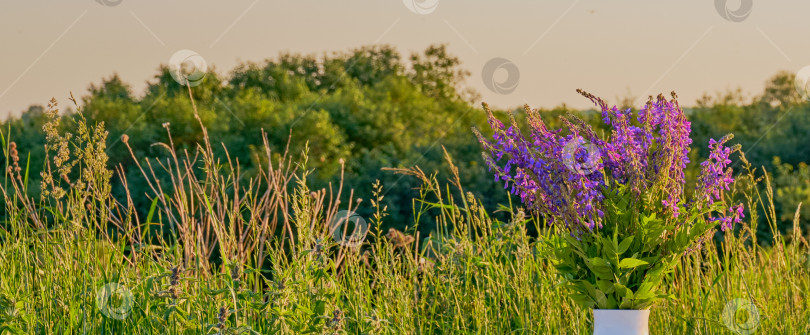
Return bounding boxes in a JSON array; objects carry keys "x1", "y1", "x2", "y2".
[{"x1": 0, "y1": 97, "x2": 808, "y2": 334}]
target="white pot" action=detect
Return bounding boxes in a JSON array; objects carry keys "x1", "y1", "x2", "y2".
[{"x1": 593, "y1": 309, "x2": 650, "y2": 335}]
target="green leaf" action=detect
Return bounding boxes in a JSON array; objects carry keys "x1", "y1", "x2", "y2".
[
  {"x1": 640, "y1": 256, "x2": 660, "y2": 264},
  {"x1": 313, "y1": 300, "x2": 326, "y2": 315},
  {"x1": 586, "y1": 257, "x2": 614, "y2": 279},
  {"x1": 600, "y1": 235, "x2": 618, "y2": 261},
  {"x1": 566, "y1": 282, "x2": 588, "y2": 295},
  {"x1": 580, "y1": 281, "x2": 597, "y2": 296},
  {"x1": 617, "y1": 236, "x2": 634, "y2": 255},
  {"x1": 618, "y1": 258, "x2": 649, "y2": 269},
  {"x1": 554, "y1": 264, "x2": 576, "y2": 274},
  {"x1": 606, "y1": 295, "x2": 618, "y2": 309},
  {"x1": 594, "y1": 290, "x2": 608, "y2": 309},
  {"x1": 633, "y1": 299, "x2": 657, "y2": 310},
  {"x1": 644, "y1": 266, "x2": 665, "y2": 285},
  {"x1": 563, "y1": 234, "x2": 587, "y2": 255},
  {"x1": 633, "y1": 282, "x2": 657, "y2": 300},
  {"x1": 642, "y1": 213, "x2": 659, "y2": 224},
  {"x1": 596, "y1": 280, "x2": 613, "y2": 293},
  {"x1": 141, "y1": 196, "x2": 160, "y2": 242},
  {"x1": 569, "y1": 294, "x2": 596, "y2": 308},
  {"x1": 613, "y1": 283, "x2": 633, "y2": 299}
]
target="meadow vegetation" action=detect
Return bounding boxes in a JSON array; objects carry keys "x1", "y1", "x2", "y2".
[{"x1": 0, "y1": 45, "x2": 808, "y2": 333}]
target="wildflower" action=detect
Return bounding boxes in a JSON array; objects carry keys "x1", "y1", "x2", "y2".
[
  {"x1": 217, "y1": 306, "x2": 228, "y2": 331},
  {"x1": 712, "y1": 204, "x2": 745, "y2": 232},
  {"x1": 476, "y1": 90, "x2": 740, "y2": 234},
  {"x1": 169, "y1": 266, "x2": 181, "y2": 299},
  {"x1": 696, "y1": 135, "x2": 736, "y2": 205},
  {"x1": 327, "y1": 309, "x2": 343, "y2": 331}
]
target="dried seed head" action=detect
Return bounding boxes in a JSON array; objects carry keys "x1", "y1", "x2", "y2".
[
  {"x1": 169, "y1": 266, "x2": 181, "y2": 299},
  {"x1": 362, "y1": 250, "x2": 371, "y2": 268},
  {"x1": 121, "y1": 134, "x2": 129, "y2": 144},
  {"x1": 230, "y1": 264, "x2": 241, "y2": 281},
  {"x1": 170, "y1": 266, "x2": 180, "y2": 285},
  {"x1": 387, "y1": 228, "x2": 415, "y2": 250},
  {"x1": 8, "y1": 142, "x2": 20, "y2": 174}
]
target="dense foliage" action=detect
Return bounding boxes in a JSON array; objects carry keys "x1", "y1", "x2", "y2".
[{"x1": 0, "y1": 104, "x2": 806, "y2": 333}]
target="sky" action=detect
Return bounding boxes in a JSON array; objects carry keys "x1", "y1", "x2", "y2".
[{"x1": 0, "y1": 0, "x2": 807, "y2": 118}]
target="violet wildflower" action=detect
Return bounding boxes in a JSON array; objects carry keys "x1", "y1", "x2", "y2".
[
  {"x1": 712, "y1": 203, "x2": 745, "y2": 232},
  {"x1": 476, "y1": 90, "x2": 741, "y2": 234},
  {"x1": 696, "y1": 135, "x2": 736, "y2": 205}
]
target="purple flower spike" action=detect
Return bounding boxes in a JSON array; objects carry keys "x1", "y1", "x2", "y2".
[{"x1": 475, "y1": 91, "x2": 742, "y2": 237}]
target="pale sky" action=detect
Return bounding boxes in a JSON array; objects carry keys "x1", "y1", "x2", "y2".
[{"x1": 1, "y1": 0, "x2": 807, "y2": 117}]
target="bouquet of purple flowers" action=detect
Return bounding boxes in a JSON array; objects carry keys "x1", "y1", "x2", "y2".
[{"x1": 475, "y1": 90, "x2": 743, "y2": 310}]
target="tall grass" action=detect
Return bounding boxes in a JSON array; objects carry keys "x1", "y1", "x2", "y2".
[{"x1": 0, "y1": 91, "x2": 807, "y2": 334}]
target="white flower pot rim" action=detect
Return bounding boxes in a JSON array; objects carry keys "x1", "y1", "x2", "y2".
[{"x1": 593, "y1": 309, "x2": 650, "y2": 335}]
